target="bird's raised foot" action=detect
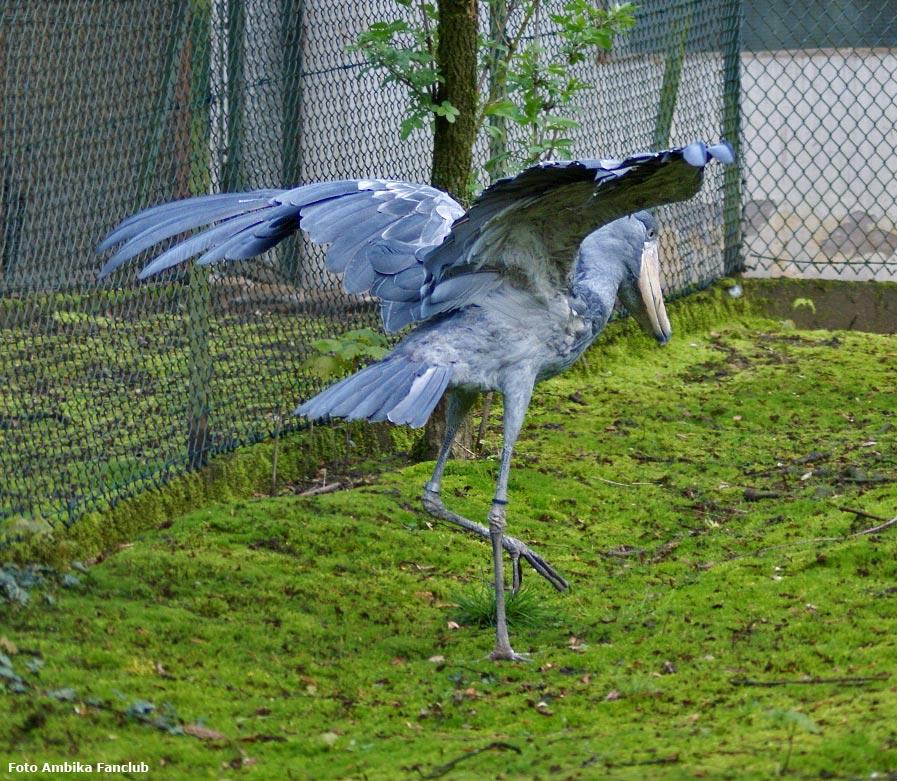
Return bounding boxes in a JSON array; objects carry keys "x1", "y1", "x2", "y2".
[
  {"x1": 421, "y1": 490, "x2": 569, "y2": 592},
  {"x1": 501, "y1": 537, "x2": 568, "y2": 593}
]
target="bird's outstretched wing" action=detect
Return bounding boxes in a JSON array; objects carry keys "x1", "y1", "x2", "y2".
[
  {"x1": 419, "y1": 141, "x2": 733, "y2": 319},
  {"x1": 98, "y1": 141, "x2": 732, "y2": 329},
  {"x1": 97, "y1": 179, "x2": 465, "y2": 331}
]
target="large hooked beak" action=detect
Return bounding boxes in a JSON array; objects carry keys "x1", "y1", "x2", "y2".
[{"x1": 624, "y1": 240, "x2": 672, "y2": 345}]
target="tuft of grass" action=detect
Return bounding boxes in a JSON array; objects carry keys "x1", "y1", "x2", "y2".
[{"x1": 451, "y1": 584, "x2": 563, "y2": 629}]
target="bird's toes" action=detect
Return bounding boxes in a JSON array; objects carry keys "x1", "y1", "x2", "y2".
[
  {"x1": 489, "y1": 647, "x2": 531, "y2": 663},
  {"x1": 421, "y1": 489, "x2": 445, "y2": 514},
  {"x1": 502, "y1": 534, "x2": 569, "y2": 592}
]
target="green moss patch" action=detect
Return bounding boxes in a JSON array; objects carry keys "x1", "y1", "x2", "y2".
[{"x1": 1, "y1": 285, "x2": 896, "y2": 779}]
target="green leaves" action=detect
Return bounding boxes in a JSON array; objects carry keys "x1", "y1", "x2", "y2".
[
  {"x1": 550, "y1": 1, "x2": 638, "y2": 61},
  {"x1": 483, "y1": 98, "x2": 519, "y2": 121},
  {"x1": 301, "y1": 327, "x2": 390, "y2": 381},
  {"x1": 479, "y1": 1, "x2": 637, "y2": 178},
  {"x1": 350, "y1": 12, "x2": 442, "y2": 142},
  {"x1": 431, "y1": 100, "x2": 460, "y2": 121},
  {"x1": 352, "y1": 0, "x2": 638, "y2": 180}
]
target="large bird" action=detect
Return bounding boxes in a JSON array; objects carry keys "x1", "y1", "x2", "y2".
[{"x1": 99, "y1": 141, "x2": 734, "y2": 661}]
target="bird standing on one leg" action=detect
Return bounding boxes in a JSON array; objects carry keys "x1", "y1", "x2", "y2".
[{"x1": 98, "y1": 141, "x2": 734, "y2": 661}]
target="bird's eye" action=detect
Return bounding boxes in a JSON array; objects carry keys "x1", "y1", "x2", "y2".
[{"x1": 647, "y1": 228, "x2": 657, "y2": 240}]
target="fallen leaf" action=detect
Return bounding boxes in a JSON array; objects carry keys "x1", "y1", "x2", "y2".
[
  {"x1": 320, "y1": 731, "x2": 339, "y2": 747},
  {"x1": 222, "y1": 755, "x2": 257, "y2": 770},
  {"x1": 239, "y1": 734, "x2": 286, "y2": 743},
  {"x1": 567, "y1": 636, "x2": 588, "y2": 652},
  {"x1": 184, "y1": 724, "x2": 227, "y2": 741}
]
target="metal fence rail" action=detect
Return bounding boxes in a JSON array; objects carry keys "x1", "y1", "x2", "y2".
[{"x1": 2, "y1": 0, "x2": 738, "y2": 530}]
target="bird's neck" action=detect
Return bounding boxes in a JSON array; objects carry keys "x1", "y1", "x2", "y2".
[{"x1": 570, "y1": 255, "x2": 624, "y2": 330}]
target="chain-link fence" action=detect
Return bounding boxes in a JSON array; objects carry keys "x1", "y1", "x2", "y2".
[
  {"x1": 1, "y1": 0, "x2": 738, "y2": 530},
  {"x1": 741, "y1": 0, "x2": 897, "y2": 281}
]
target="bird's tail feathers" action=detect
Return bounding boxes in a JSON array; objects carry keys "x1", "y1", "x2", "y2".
[{"x1": 296, "y1": 356, "x2": 452, "y2": 430}]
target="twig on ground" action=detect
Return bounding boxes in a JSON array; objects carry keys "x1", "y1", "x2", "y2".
[
  {"x1": 412, "y1": 741, "x2": 522, "y2": 779},
  {"x1": 297, "y1": 483, "x2": 345, "y2": 497},
  {"x1": 730, "y1": 514, "x2": 897, "y2": 561},
  {"x1": 838, "y1": 505, "x2": 889, "y2": 523},
  {"x1": 846, "y1": 515, "x2": 897, "y2": 536},
  {"x1": 731, "y1": 673, "x2": 889, "y2": 687},
  {"x1": 580, "y1": 750, "x2": 679, "y2": 769},
  {"x1": 612, "y1": 754, "x2": 680, "y2": 768}
]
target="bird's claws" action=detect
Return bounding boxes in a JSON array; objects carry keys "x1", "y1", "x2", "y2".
[
  {"x1": 489, "y1": 648, "x2": 531, "y2": 663},
  {"x1": 501, "y1": 534, "x2": 569, "y2": 592},
  {"x1": 421, "y1": 490, "x2": 569, "y2": 592}
]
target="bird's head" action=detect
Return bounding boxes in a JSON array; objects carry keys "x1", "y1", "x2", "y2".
[{"x1": 615, "y1": 211, "x2": 672, "y2": 346}]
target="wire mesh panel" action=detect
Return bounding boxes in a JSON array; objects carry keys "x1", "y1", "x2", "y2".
[
  {"x1": 569, "y1": 0, "x2": 742, "y2": 292},
  {"x1": 0, "y1": 0, "x2": 738, "y2": 531},
  {"x1": 741, "y1": 0, "x2": 897, "y2": 281}
]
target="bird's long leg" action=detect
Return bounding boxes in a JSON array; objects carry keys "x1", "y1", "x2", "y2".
[
  {"x1": 421, "y1": 391, "x2": 568, "y2": 593},
  {"x1": 423, "y1": 388, "x2": 479, "y2": 499},
  {"x1": 488, "y1": 379, "x2": 535, "y2": 662}
]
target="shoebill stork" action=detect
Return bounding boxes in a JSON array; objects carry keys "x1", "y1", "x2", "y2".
[{"x1": 98, "y1": 141, "x2": 734, "y2": 661}]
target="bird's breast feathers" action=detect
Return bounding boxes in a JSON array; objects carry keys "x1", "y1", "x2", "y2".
[{"x1": 404, "y1": 287, "x2": 592, "y2": 391}]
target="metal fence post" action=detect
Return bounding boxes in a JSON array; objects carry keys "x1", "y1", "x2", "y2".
[
  {"x1": 722, "y1": 0, "x2": 744, "y2": 274},
  {"x1": 281, "y1": 0, "x2": 305, "y2": 282},
  {"x1": 652, "y1": 0, "x2": 693, "y2": 149},
  {"x1": 187, "y1": 263, "x2": 213, "y2": 469},
  {"x1": 187, "y1": 0, "x2": 214, "y2": 470}
]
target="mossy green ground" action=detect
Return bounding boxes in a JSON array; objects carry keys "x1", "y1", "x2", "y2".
[{"x1": 2, "y1": 290, "x2": 896, "y2": 780}]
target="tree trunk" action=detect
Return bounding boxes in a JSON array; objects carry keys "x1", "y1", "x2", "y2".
[
  {"x1": 419, "y1": 0, "x2": 479, "y2": 460},
  {"x1": 430, "y1": 0, "x2": 478, "y2": 202}
]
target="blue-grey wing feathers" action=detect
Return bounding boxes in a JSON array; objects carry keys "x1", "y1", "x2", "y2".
[
  {"x1": 98, "y1": 141, "x2": 732, "y2": 331},
  {"x1": 419, "y1": 141, "x2": 733, "y2": 321},
  {"x1": 98, "y1": 140, "x2": 732, "y2": 428},
  {"x1": 295, "y1": 355, "x2": 452, "y2": 429},
  {"x1": 98, "y1": 179, "x2": 464, "y2": 332}
]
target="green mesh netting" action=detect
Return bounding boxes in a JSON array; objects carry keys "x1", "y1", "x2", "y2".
[{"x1": 1, "y1": 0, "x2": 740, "y2": 529}]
